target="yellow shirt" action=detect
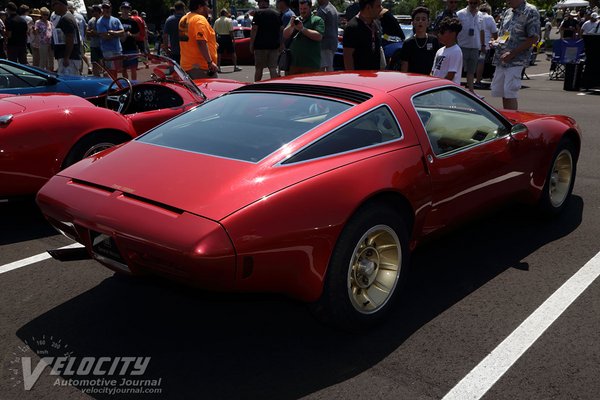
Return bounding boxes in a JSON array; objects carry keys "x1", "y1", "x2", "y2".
[
  {"x1": 213, "y1": 16, "x2": 233, "y2": 36},
  {"x1": 178, "y1": 12, "x2": 218, "y2": 71}
]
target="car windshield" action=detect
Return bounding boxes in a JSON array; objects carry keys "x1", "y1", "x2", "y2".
[
  {"x1": 101, "y1": 53, "x2": 205, "y2": 99},
  {"x1": 137, "y1": 92, "x2": 352, "y2": 162}
]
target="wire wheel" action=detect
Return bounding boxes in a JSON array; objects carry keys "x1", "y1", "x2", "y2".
[
  {"x1": 83, "y1": 142, "x2": 117, "y2": 158},
  {"x1": 549, "y1": 149, "x2": 573, "y2": 208},
  {"x1": 347, "y1": 224, "x2": 401, "y2": 314}
]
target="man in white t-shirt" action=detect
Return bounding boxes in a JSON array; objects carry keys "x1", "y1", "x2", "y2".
[
  {"x1": 456, "y1": 0, "x2": 484, "y2": 92},
  {"x1": 581, "y1": 12, "x2": 599, "y2": 35},
  {"x1": 431, "y1": 17, "x2": 463, "y2": 85}
]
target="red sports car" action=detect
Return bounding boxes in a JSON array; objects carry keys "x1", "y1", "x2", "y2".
[
  {"x1": 37, "y1": 72, "x2": 581, "y2": 328},
  {"x1": 0, "y1": 54, "x2": 244, "y2": 199}
]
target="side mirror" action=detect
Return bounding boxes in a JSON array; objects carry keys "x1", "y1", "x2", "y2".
[{"x1": 509, "y1": 123, "x2": 528, "y2": 141}]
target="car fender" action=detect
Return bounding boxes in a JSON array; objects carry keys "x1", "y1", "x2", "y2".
[{"x1": 221, "y1": 146, "x2": 430, "y2": 301}]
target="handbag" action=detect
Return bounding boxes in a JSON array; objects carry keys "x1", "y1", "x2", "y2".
[{"x1": 278, "y1": 48, "x2": 292, "y2": 72}]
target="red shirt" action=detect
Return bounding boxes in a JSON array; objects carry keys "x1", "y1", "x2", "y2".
[{"x1": 131, "y1": 15, "x2": 146, "y2": 41}]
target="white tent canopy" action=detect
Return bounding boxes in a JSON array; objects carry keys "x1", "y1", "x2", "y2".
[{"x1": 554, "y1": 0, "x2": 589, "y2": 9}]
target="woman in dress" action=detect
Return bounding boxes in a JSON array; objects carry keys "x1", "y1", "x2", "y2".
[{"x1": 35, "y1": 8, "x2": 54, "y2": 71}]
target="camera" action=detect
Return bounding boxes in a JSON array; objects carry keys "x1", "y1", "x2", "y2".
[{"x1": 293, "y1": 19, "x2": 301, "y2": 25}]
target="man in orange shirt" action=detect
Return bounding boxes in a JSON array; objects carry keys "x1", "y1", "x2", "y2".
[{"x1": 178, "y1": 0, "x2": 218, "y2": 78}]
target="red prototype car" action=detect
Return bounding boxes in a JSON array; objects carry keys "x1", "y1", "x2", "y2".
[
  {"x1": 0, "y1": 54, "x2": 244, "y2": 199},
  {"x1": 37, "y1": 72, "x2": 581, "y2": 328}
]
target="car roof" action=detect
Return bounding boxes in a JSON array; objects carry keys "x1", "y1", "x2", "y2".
[{"x1": 247, "y1": 71, "x2": 435, "y2": 97}]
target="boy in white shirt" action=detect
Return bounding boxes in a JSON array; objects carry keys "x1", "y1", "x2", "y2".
[{"x1": 431, "y1": 17, "x2": 463, "y2": 85}]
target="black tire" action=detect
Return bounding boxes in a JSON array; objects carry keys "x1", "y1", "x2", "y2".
[
  {"x1": 311, "y1": 204, "x2": 410, "y2": 330},
  {"x1": 62, "y1": 131, "x2": 130, "y2": 169},
  {"x1": 538, "y1": 138, "x2": 577, "y2": 216}
]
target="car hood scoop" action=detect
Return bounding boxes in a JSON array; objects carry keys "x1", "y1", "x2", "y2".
[{"x1": 60, "y1": 141, "x2": 305, "y2": 221}]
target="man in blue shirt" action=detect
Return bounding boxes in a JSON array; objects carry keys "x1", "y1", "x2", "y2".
[
  {"x1": 96, "y1": 1, "x2": 124, "y2": 77},
  {"x1": 162, "y1": 0, "x2": 185, "y2": 64}
]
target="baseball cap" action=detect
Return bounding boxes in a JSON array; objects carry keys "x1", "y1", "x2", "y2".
[
  {"x1": 120, "y1": 1, "x2": 131, "y2": 8},
  {"x1": 101, "y1": 1, "x2": 111, "y2": 8},
  {"x1": 592, "y1": 12, "x2": 598, "y2": 18},
  {"x1": 91, "y1": 4, "x2": 102, "y2": 10}
]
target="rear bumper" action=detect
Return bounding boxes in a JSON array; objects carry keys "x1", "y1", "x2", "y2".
[{"x1": 37, "y1": 175, "x2": 237, "y2": 290}]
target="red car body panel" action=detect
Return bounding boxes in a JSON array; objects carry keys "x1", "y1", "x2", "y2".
[{"x1": 36, "y1": 72, "x2": 582, "y2": 301}]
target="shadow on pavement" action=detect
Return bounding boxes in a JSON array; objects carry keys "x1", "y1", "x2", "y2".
[
  {"x1": 0, "y1": 200, "x2": 58, "y2": 246},
  {"x1": 14, "y1": 197, "x2": 583, "y2": 399}
]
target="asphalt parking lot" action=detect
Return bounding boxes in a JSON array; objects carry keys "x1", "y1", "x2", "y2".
[{"x1": 1, "y1": 56, "x2": 599, "y2": 400}]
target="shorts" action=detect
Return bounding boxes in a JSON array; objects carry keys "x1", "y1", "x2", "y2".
[
  {"x1": 491, "y1": 65, "x2": 523, "y2": 99},
  {"x1": 90, "y1": 47, "x2": 103, "y2": 62},
  {"x1": 461, "y1": 47, "x2": 479, "y2": 74},
  {"x1": 102, "y1": 50, "x2": 122, "y2": 71},
  {"x1": 254, "y1": 49, "x2": 279, "y2": 70},
  {"x1": 320, "y1": 49, "x2": 334, "y2": 69},
  {"x1": 217, "y1": 35, "x2": 234, "y2": 54},
  {"x1": 122, "y1": 50, "x2": 139, "y2": 69},
  {"x1": 57, "y1": 59, "x2": 82, "y2": 75}
]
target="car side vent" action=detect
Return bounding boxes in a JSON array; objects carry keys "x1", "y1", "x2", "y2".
[
  {"x1": 121, "y1": 192, "x2": 184, "y2": 215},
  {"x1": 71, "y1": 179, "x2": 116, "y2": 193},
  {"x1": 233, "y1": 83, "x2": 373, "y2": 104}
]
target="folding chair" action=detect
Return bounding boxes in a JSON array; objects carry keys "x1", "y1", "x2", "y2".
[{"x1": 549, "y1": 39, "x2": 585, "y2": 80}]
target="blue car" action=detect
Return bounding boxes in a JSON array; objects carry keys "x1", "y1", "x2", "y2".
[
  {"x1": 0, "y1": 59, "x2": 113, "y2": 98},
  {"x1": 334, "y1": 24, "x2": 414, "y2": 71}
]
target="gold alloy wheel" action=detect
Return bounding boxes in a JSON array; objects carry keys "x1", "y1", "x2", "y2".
[
  {"x1": 347, "y1": 224, "x2": 401, "y2": 314},
  {"x1": 549, "y1": 149, "x2": 573, "y2": 208}
]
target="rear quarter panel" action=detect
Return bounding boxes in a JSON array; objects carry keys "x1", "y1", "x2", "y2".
[{"x1": 221, "y1": 146, "x2": 430, "y2": 301}]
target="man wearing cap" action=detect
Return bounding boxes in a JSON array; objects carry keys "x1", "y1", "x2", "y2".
[
  {"x1": 178, "y1": 0, "x2": 218, "y2": 78},
  {"x1": 581, "y1": 12, "x2": 599, "y2": 35},
  {"x1": 86, "y1": 5, "x2": 103, "y2": 76},
  {"x1": 118, "y1": 2, "x2": 140, "y2": 80},
  {"x1": 162, "y1": 0, "x2": 185, "y2": 64},
  {"x1": 51, "y1": 0, "x2": 81, "y2": 74},
  {"x1": 559, "y1": 11, "x2": 579, "y2": 39},
  {"x1": 214, "y1": 9, "x2": 241, "y2": 72},
  {"x1": 490, "y1": 0, "x2": 539, "y2": 110},
  {"x1": 96, "y1": 1, "x2": 125, "y2": 78}
]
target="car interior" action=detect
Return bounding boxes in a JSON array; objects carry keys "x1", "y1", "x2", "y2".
[{"x1": 412, "y1": 89, "x2": 509, "y2": 156}]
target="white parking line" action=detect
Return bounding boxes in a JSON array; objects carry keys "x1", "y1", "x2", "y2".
[
  {"x1": 525, "y1": 72, "x2": 549, "y2": 77},
  {"x1": 0, "y1": 243, "x2": 83, "y2": 275},
  {"x1": 443, "y1": 250, "x2": 600, "y2": 400}
]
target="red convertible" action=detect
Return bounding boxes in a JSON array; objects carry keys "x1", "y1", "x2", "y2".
[
  {"x1": 0, "y1": 54, "x2": 244, "y2": 199},
  {"x1": 37, "y1": 72, "x2": 581, "y2": 328}
]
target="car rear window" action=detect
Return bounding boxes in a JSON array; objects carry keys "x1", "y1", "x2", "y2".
[{"x1": 137, "y1": 92, "x2": 351, "y2": 162}]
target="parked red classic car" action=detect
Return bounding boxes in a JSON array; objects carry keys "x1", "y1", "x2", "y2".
[
  {"x1": 0, "y1": 54, "x2": 244, "y2": 199},
  {"x1": 37, "y1": 72, "x2": 580, "y2": 329},
  {"x1": 221, "y1": 27, "x2": 253, "y2": 66}
]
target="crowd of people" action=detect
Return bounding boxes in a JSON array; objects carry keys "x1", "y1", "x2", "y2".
[
  {"x1": 1, "y1": 0, "x2": 599, "y2": 110},
  {"x1": 0, "y1": 0, "x2": 151, "y2": 76}
]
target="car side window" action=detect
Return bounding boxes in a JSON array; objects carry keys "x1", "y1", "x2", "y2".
[
  {"x1": 285, "y1": 106, "x2": 402, "y2": 163},
  {"x1": 0, "y1": 64, "x2": 47, "y2": 88},
  {"x1": 412, "y1": 88, "x2": 509, "y2": 156}
]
